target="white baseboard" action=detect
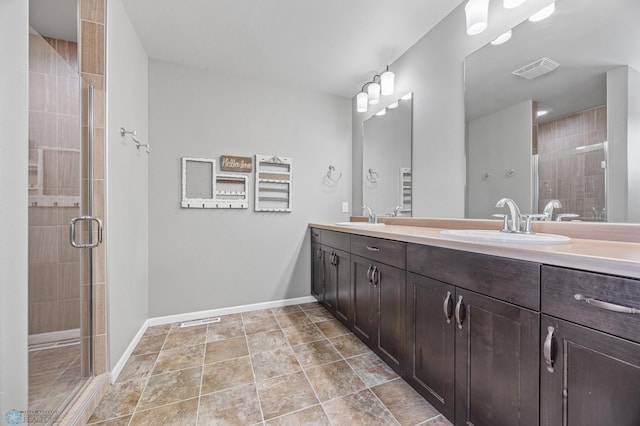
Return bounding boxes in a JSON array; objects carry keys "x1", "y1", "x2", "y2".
[
  {"x1": 29, "y1": 328, "x2": 80, "y2": 346},
  {"x1": 147, "y1": 295, "x2": 317, "y2": 327},
  {"x1": 110, "y1": 295, "x2": 316, "y2": 383},
  {"x1": 109, "y1": 319, "x2": 148, "y2": 384}
]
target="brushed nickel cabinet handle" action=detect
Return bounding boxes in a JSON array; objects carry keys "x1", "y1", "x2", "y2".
[
  {"x1": 443, "y1": 291, "x2": 453, "y2": 324},
  {"x1": 372, "y1": 266, "x2": 379, "y2": 287},
  {"x1": 367, "y1": 265, "x2": 373, "y2": 284},
  {"x1": 366, "y1": 246, "x2": 380, "y2": 252},
  {"x1": 454, "y1": 295, "x2": 465, "y2": 330},
  {"x1": 544, "y1": 326, "x2": 555, "y2": 373},
  {"x1": 574, "y1": 294, "x2": 640, "y2": 314},
  {"x1": 312, "y1": 232, "x2": 319, "y2": 237},
  {"x1": 316, "y1": 248, "x2": 323, "y2": 259}
]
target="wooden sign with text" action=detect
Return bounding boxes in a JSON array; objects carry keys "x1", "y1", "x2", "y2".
[{"x1": 220, "y1": 155, "x2": 253, "y2": 173}]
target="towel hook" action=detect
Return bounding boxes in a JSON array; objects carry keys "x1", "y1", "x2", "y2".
[
  {"x1": 326, "y1": 165, "x2": 342, "y2": 183},
  {"x1": 120, "y1": 127, "x2": 150, "y2": 153},
  {"x1": 366, "y1": 168, "x2": 379, "y2": 183}
]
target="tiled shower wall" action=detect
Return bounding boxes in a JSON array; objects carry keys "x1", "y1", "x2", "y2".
[
  {"x1": 537, "y1": 106, "x2": 607, "y2": 220},
  {"x1": 28, "y1": 33, "x2": 81, "y2": 335}
]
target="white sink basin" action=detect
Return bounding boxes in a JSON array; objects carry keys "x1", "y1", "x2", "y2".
[
  {"x1": 440, "y1": 229, "x2": 570, "y2": 244},
  {"x1": 335, "y1": 222, "x2": 386, "y2": 227}
]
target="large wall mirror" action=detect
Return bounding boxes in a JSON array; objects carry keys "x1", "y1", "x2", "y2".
[
  {"x1": 362, "y1": 94, "x2": 413, "y2": 217},
  {"x1": 465, "y1": 0, "x2": 640, "y2": 223}
]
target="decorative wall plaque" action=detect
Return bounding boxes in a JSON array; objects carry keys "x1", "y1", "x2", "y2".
[{"x1": 220, "y1": 155, "x2": 253, "y2": 173}]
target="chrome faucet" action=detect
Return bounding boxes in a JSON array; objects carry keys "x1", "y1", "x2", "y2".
[
  {"x1": 392, "y1": 206, "x2": 403, "y2": 217},
  {"x1": 495, "y1": 198, "x2": 522, "y2": 233},
  {"x1": 362, "y1": 205, "x2": 377, "y2": 224},
  {"x1": 542, "y1": 200, "x2": 562, "y2": 221}
]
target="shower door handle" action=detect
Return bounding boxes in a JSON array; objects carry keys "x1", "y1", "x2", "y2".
[{"x1": 70, "y1": 216, "x2": 103, "y2": 248}]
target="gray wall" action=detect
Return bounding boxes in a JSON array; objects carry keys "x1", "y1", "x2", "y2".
[
  {"x1": 106, "y1": 0, "x2": 150, "y2": 369},
  {"x1": 352, "y1": 0, "x2": 554, "y2": 218},
  {"x1": 0, "y1": 0, "x2": 29, "y2": 415},
  {"x1": 148, "y1": 59, "x2": 351, "y2": 317},
  {"x1": 467, "y1": 100, "x2": 533, "y2": 219},
  {"x1": 607, "y1": 66, "x2": 640, "y2": 222}
]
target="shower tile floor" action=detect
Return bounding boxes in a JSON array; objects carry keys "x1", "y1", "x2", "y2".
[
  {"x1": 29, "y1": 343, "x2": 85, "y2": 414},
  {"x1": 87, "y1": 302, "x2": 452, "y2": 425}
]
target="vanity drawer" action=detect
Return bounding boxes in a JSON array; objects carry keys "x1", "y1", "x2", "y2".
[
  {"x1": 542, "y1": 266, "x2": 640, "y2": 343},
  {"x1": 310, "y1": 228, "x2": 350, "y2": 252},
  {"x1": 351, "y1": 235, "x2": 406, "y2": 268},
  {"x1": 407, "y1": 244, "x2": 540, "y2": 310}
]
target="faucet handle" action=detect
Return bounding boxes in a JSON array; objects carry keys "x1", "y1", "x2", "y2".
[
  {"x1": 522, "y1": 214, "x2": 548, "y2": 233},
  {"x1": 556, "y1": 213, "x2": 579, "y2": 222},
  {"x1": 492, "y1": 214, "x2": 510, "y2": 233}
]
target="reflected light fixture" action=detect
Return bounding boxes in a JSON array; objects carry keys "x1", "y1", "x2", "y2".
[
  {"x1": 491, "y1": 29, "x2": 512, "y2": 45},
  {"x1": 388, "y1": 101, "x2": 399, "y2": 109},
  {"x1": 529, "y1": 2, "x2": 555, "y2": 22},
  {"x1": 503, "y1": 0, "x2": 527, "y2": 9},
  {"x1": 380, "y1": 66, "x2": 395, "y2": 96},
  {"x1": 465, "y1": 0, "x2": 490, "y2": 35},
  {"x1": 376, "y1": 108, "x2": 386, "y2": 116},
  {"x1": 537, "y1": 109, "x2": 549, "y2": 117},
  {"x1": 401, "y1": 92, "x2": 412, "y2": 100}
]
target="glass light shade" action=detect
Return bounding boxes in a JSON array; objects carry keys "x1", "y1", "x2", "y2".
[
  {"x1": 380, "y1": 70, "x2": 395, "y2": 96},
  {"x1": 401, "y1": 92, "x2": 412, "y2": 100},
  {"x1": 388, "y1": 101, "x2": 399, "y2": 109},
  {"x1": 356, "y1": 92, "x2": 368, "y2": 112},
  {"x1": 465, "y1": 0, "x2": 490, "y2": 35},
  {"x1": 503, "y1": 0, "x2": 526, "y2": 9},
  {"x1": 491, "y1": 29, "x2": 512, "y2": 45},
  {"x1": 529, "y1": 2, "x2": 555, "y2": 22},
  {"x1": 367, "y1": 82, "x2": 381, "y2": 105},
  {"x1": 375, "y1": 108, "x2": 386, "y2": 116}
]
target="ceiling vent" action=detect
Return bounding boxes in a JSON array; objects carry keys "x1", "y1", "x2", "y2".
[{"x1": 512, "y1": 57, "x2": 560, "y2": 80}]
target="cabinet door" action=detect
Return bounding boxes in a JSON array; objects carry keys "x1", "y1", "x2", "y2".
[
  {"x1": 541, "y1": 315, "x2": 640, "y2": 426},
  {"x1": 322, "y1": 247, "x2": 336, "y2": 311},
  {"x1": 375, "y1": 262, "x2": 406, "y2": 374},
  {"x1": 332, "y1": 249, "x2": 351, "y2": 327},
  {"x1": 455, "y1": 289, "x2": 540, "y2": 426},
  {"x1": 352, "y1": 255, "x2": 376, "y2": 345},
  {"x1": 311, "y1": 243, "x2": 325, "y2": 301},
  {"x1": 406, "y1": 273, "x2": 455, "y2": 421}
]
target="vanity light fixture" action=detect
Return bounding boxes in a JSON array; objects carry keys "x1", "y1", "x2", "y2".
[
  {"x1": 465, "y1": 0, "x2": 490, "y2": 35},
  {"x1": 368, "y1": 80, "x2": 381, "y2": 105},
  {"x1": 376, "y1": 108, "x2": 387, "y2": 116},
  {"x1": 401, "y1": 92, "x2": 412, "y2": 100},
  {"x1": 356, "y1": 90, "x2": 368, "y2": 112},
  {"x1": 529, "y1": 2, "x2": 555, "y2": 22},
  {"x1": 537, "y1": 109, "x2": 549, "y2": 117},
  {"x1": 380, "y1": 66, "x2": 395, "y2": 96},
  {"x1": 355, "y1": 66, "x2": 396, "y2": 112},
  {"x1": 503, "y1": 0, "x2": 527, "y2": 9},
  {"x1": 388, "y1": 101, "x2": 399, "y2": 109},
  {"x1": 491, "y1": 29, "x2": 512, "y2": 45}
]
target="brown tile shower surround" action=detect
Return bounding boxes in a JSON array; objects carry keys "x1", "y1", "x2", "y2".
[{"x1": 87, "y1": 303, "x2": 451, "y2": 425}]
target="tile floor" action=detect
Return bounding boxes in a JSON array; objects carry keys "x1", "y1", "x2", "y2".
[
  {"x1": 29, "y1": 343, "x2": 86, "y2": 414},
  {"x1": 87, "y1": 302, "x2": 452, "y2": 425}
]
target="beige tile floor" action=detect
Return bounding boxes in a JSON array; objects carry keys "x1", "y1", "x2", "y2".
[
  {"x1": 29, "y1": 343, "x2": 86, "y2": 414},
  {"x1": 87, "y1": 302, "x2": 452, "y2": 425}
]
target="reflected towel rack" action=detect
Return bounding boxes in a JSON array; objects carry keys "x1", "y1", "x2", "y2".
[
  {"x1": 120, "y1": 127, "x2": 150, "y2": 153},
  {"x1": 325, "y1": 165, "x2": 342, "y2": 183}
]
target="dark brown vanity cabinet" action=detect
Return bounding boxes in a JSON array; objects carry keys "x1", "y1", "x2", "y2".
[
  {"x1": 407, "y1": 244, "x2": 540, "y2": 426},
  {"x1": 351, "y1": 236, "x2": 406, "y2": 374},
  {"x1": 540, "y1": 266, "x2": 640, "y2": 426},
  {"x1": 310, "y1": 229, "x2": 351, "y2": 325}
]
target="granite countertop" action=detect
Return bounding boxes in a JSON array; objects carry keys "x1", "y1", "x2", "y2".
[{"x1": 309, "y1": 222, "x2": 640, "y2": 280}]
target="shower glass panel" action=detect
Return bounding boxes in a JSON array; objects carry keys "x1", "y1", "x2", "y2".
[{"x1": 27, "y1": 23, "x2": 94, "y2": 416}]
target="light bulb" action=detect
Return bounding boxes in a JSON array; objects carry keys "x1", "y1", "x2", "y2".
[
  {"x1": 529, "y1": 2, "x2": 555, "y2": 22},
  {"x1": 356, "y1": 92, "x2": 368, "y2": 112},
  {"x1": 503, "y1": 0, "x2": 526, "y2": 9},
  {"x1": 465, "y1": 0, "x2": 490, "y2": 35},
  {"x1": 380, "y1": 69, "x2": 395, "y2": 96},
  {"x1": 367, "y1": 82, "x2": 381, "y2": 105}
]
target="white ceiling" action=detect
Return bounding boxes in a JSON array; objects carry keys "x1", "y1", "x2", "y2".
[{"x1": 121, "y1": 0, "x2": 464, "y2": 98}]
